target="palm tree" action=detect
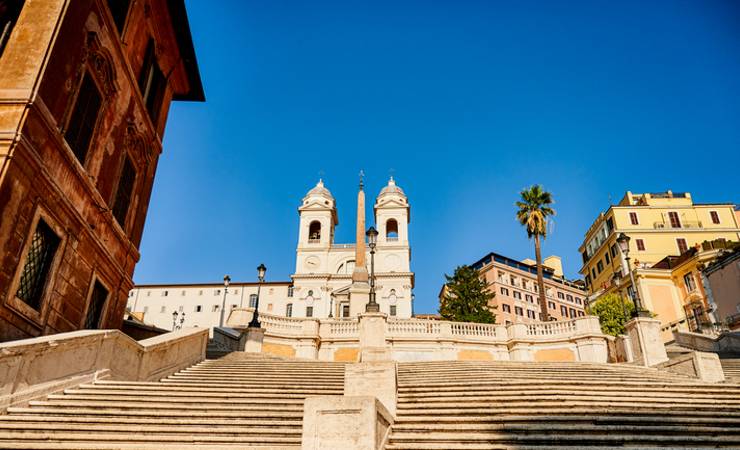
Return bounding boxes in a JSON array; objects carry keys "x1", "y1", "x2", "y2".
[{"x1": 516, "y1": 185, "x2": 555, "y2": 322}]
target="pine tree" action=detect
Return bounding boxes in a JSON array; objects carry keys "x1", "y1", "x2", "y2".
[{"x1": 439, "y1": 265, "x2": 496, "y2": 324}]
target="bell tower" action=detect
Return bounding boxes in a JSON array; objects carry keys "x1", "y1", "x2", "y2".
[
  {"x1": 297, "y1": 179, "x2": 337, "y2": 249},
  {"x1": 375, "y1": 177, "x2": 410, "y2": 248}
]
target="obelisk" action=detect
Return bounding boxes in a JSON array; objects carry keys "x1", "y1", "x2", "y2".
[{"x1": 349, "y1": 171, "x2": 370, "y2": 314}]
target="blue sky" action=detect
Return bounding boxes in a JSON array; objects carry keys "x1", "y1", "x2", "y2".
[{"x1": 136, "y1": 0, "x2": 740, "y2": 313}]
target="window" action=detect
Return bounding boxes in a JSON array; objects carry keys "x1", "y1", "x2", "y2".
[
  {"x1": 306, "y1": 306, "x2": 313, "y2": 317},
  {"x1": 212, "y1": 305, "x2": 220, "y2": 312},
  {"x1": 677, "y1": 238, "x2": 688, "y2": 254},
  {"x1": 557, "y1": 292, "x2": 565, "y2": 300},
  {"x1": 106, "y1": 0, "x2": 131, "y2": 34},
  {"x1": 513, "y1": 291, "x2": 521, "y2": 300},
  {"x1": 386, "y1": 219, "x2": 399, "y2": 241},
  {"x1": 578, "y1": 311, "x2": 584, "y2": 317},
  {"x1": 287, "y1": 286, "x2": 294, "y2": 297},
  {"x1": 548, "y1": 301, "x2": 556, "y2": 310},
  {"x1": 233, "y1": 289, "x2": 239, "y2": 295},
  {"x1": 162, "y1": 290, "x2": 168, "y2": 297},
  {"x1": 683, "y1": 273, "x2": 696, "y2": 292},
  {"x1": 502, "y1": 304, "x2": 511, "y2": 313},
  {"x1": 138, "y1": 40, "x2": 166, "y2": 123},
  {"x1": 267, "y1": 303, "x2": 273, "y2": 311},
  {"x1": 668, "y1": 211, "x2": 681, "y2": 228},
  {"x1": 160, "y1": 306, "x2": 166, "y2": 313},
  {"x1": 566, "y1": 294, "x2": 573, "y2": 302},
  {"x1": 591, "y1": 268, "x2": 597, "y2": 279},
  {"x1": 390, "y1": 305, "x2": 397, "y2": 316},
  {"x1": 610, "y1": 244, "x2": 618, "y2": 258},
  {"x1": 525, "y1": 310, "x2": 534, "y2": 319},
  {"x1": 605, "y1": 252, "x2": 610, "y2": 264},
  {"x1": 560, "y1": 305, "x2": 568, "y2": 316},
  {"x1": 585, "y1": 275, "x2": 591, "y2": 287},
  {"x1": 15, "y1": 219, "x2": 61, "y2": 310},
  {"x1": 286, "y1": 303, "x2": 293, "y2": 317},
  {"x1": 308, "y1": 221, "x2": 321, "y2": 241},
  {"x1": 214, "y1": 289, "x2": 220, "y2": 296},
  {"x1": 597, "y1": 261, "x2": 604, "y2": 273},
  {"x1": 636, "y1": 239, "x2": 645, "y2": 251},
  {"x1": 629, "y1": 212, "x2": 639, "y2": 225},
  {"x1": 710, "y1": 211, "x2": 720, "y2": 225},
  {"x1": 514, "y1": 306, "x2": 523, "y2": 316},
  {"x1": 249, "y1": 294, "x2": 257, "y2": 308},
  {"x1": 500, "y1": 287, "x2": 509, "y2": 296},
  {"x1": 65, "y1": 72, "x2": 102, "y2": 164},
  {"x1": 569, "y1": 308, "x2": 576, "y2": 318},
  {"x1": 112, "y1": 155, "x2": 136, "y2": 227},
  {"x1": 575, "y1": 297, "x2": 582, "y2": 305},
  {"x1": 181, "y1": 290, "x2": 186, "y2": 296},
  {"x1": 195, "y1": 305, "x2": 202, "y2": 312},
  {"x1": 342, "y1": 304, "x2": 350, "y2": 318},
  {"x1": 525, "y1": 294, "x2": 533, "y2": 303},
  {"x1": 84, "y1": 280, "x2": 109, "y2": 329},
  {"x1": 198, "y1": 290, "x2": 203, "y2": 296}
]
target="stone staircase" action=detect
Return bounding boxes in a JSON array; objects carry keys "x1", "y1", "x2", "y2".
[
  {"x1": 722, "y1": 358, "x2": 740, "y2": 381},
  {"x1": 386, "y1": 360, "x2": 740, "y2": 449},
  {"x1": 0, "y1": 354, "x2": 345, "y2": 449}
]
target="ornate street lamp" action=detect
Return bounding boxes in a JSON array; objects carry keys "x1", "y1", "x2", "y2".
[
  {"x1": 219, "y1": 274, "x2": 230, "y2": 327},
  {"x1": 616, "y1": 233, "x2": 648, "y2": 317},
  {"x1": 365, "y1": 226, "x2": 380, "y2": 313},
  {"x1": 248, "y1": 264, "x2": 267, "y2": 328}
]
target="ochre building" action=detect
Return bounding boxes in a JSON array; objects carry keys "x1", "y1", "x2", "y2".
[{"x1": 0, "y1": 0, "x2": 203, "y2": 341}]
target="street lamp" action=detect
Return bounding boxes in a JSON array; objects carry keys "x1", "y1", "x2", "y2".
[
  {"x1": 365, "y1": 226, "x2": 379, "y2": 313},
  {"x1": 616, "y1": 233, "x2": 648, "y2": 317},
  {"x1": 219, "y1": 275, "x2": 230, "y2": 327},
  {"x1": 248, "y1": 264, "x2": 267, "y2": 328}
]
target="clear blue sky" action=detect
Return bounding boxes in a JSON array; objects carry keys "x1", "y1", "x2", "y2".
[{"x1": 135, "y1": 0, "x2": 740, "y2": 314}]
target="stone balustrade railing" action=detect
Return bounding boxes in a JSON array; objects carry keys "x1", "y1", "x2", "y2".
[{"x1": 527, "y1": 319, "x2": 576, "y2": 337}]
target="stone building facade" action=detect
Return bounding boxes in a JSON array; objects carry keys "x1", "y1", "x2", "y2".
[{"x1": 0, "y1": 0, "x2": 203, "y2": 341}]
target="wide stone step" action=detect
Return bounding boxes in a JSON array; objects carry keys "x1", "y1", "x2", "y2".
[
  {"x1": 399, "y1": 387, "x2": 740, "y2": 399},
  {"x1": 397, "y1": 380, "x2": 734, "y2": 391},
  {"x1": 69, "y1": 387, "x2": 318, "y2": 400},
  {"x1": 395, "y1": 404, "x2": 740, "y2": 415},
  {"x1": 46, "y1": 394, "x2": 306, "y2": 405},
  {"x1": 387, "y1": 431, "x2": 740, "y2": 445},
  {"x1": 0, "y1": 415, "x2": 302, "y2": 427},
  {"x1": 0, "y1": 421, "x2": 301, "y2": 435},
  {"x1": 0, "y1": 443, "x2": 296, "y2": 450},
  {"x1": 93, "y1": 380, "x2": 341, "y2": 393},
  {"x1": 6, "y1": 407, "x2": 304, "y2": 419},
  {"x1": 397, "y1": 393, "x2": 740, "y2": 405},
  {"x1": 393, "y1": 414, "x2": 740, "y2": 425},
  {"x1": 390, "y1": 423, "x2": 740, "y2": 434},
  {"x1": 0, "y1": 430, "x2": 300, "y2": 444},
  {"x1": 27, "y1": 400, "x2": 304, "y2": 412},
  {"x1": 77, "y1": 383, "x2": 338, "y2": 396}
]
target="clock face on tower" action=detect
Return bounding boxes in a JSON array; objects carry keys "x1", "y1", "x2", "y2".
[{"x1": 304, "y1": 256, "x2": 320, "y2": 271}]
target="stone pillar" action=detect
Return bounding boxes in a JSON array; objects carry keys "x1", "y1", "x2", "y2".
[
  {"x1": 244, "y1": 327, "x2": 265, "y2": 353},
  {"x1": 345, "y1": 361, "x2": 397, "y2": 415},
  {"x1": 625, "y1": 317, "x2": 668, "y2": 366},
  {"x1": 359, "y1": 312, "x2": 390, "y2": 361},
  {"x1": 302, "y1": 396, "x2": 393, "y2": 450},
  {"x1": 349, "y1": 284, "x2": 371, "y2": 317}
]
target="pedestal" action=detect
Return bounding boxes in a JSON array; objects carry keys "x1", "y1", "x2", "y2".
[
  {"x1": 345, "y1": 361, "x2": 397, "y2": 415},
  {"x1": 358, "y1": 312, "x2": 390, "y2": 361},
  {"x1": 349, "y1": 283, "x2": 371, "y2": 317},
  {"x1": 625, "y1": 317, "x2": 668, "y2": 366},
  {"x1": 244, "y1": 327, "x2": 265, "y2": 353}
]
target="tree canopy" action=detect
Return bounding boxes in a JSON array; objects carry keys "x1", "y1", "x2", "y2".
[
  {"x1": 515, "y1": 185, "x2": 555, "y2": 239},
  {"x1": 586, "y1": 293, "x2": 634, "y2": 336},
  {"x1": 439, "y1": 265, "x2": 496, "y2": 324}
]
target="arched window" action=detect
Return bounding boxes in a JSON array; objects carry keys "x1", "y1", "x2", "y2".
[
  {"x1": 308, "y1": 221, "x2": 321, "y2": 242},
  {"x1": 337, "y1": 260, "x2": 356, "y2": 274},
  {"x1": 386, "y1": 219, "x2": 399, "y2": 241}
]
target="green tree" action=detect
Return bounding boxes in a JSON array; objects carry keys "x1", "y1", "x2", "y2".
[
  {"x1": 439, "y1": 265, "x2": 496, "y2": 324},
  {"x1": 586, "y1": 293, "x2": 635, "y2": 336},
  {"x1": 516, "y1": 185, "x2": 556, "y2": 321}
]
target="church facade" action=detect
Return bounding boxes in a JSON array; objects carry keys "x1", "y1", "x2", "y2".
[{"x1": 127, "y1": 177, "x2": 414, "y2": 329}]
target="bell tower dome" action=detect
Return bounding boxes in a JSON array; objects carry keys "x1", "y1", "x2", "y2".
[{"x1": 374, "y1": 177, "x2": 410, "y2": 245}]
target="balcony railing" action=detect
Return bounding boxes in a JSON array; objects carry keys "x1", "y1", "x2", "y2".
[
  {"x1": 386, "y1": 236, "x2": 399, "y2": 242},
  {"x1": 308, "y1": 238, "x2": 321, "y2": 243},
  {"x1": 653, "y1": 221, "x2": 702, "y2": 229}
]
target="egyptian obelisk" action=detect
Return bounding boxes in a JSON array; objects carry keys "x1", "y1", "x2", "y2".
[{"x1": 349, "y1": 171, "x2": 370, "y2": 314}]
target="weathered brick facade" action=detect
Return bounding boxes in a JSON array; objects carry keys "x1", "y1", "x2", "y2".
[{"x1": 0, "y1": 0, "x2": 203, "y2": 341}]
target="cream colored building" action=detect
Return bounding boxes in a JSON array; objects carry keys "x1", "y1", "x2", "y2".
[
  {"x1": 579, "y1": 191, "x2": 740, "y2": 340},
  {"x1": 127, "y1": 178, "x2": 414, "y2": 327}
]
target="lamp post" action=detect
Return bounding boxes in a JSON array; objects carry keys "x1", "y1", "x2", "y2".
[
  {"x1": 328, "y1": 294, "x2": 334, "y2": 318},
  {"x1": 248, "y1": 264, "x2": 267, "y2": 328},
  {"x1": 365, "y1": 226, "x2": 379, "y2": 313},
  {"x1": 616, "y1": 233, "x2": 648, "y2": 317},
  {"x1": 611, "y1": 271, "x2": 627, "y2": 319},
  {"x1": 219, "y1": 275, "x2": 230, "y2": 327}
]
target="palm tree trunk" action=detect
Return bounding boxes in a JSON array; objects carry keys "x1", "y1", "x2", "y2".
[{"x1": 534, "y1": 235, "x2": 550, "y2": 321}]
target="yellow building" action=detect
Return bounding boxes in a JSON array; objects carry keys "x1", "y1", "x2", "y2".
[{"x1": 579, "y1": 191, "x2": 740, "y2": 340}]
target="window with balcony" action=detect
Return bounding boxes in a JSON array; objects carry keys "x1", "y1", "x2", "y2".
[
  {"x1": 676, "y1": 238, "x2": 688, "y2": 254},
  {"x1": 15, "y1": 218, "x2": 61, "y2": 310},
  {"x1": 668, "y1": 212, "x2": 681, "y2": 228},
  {"x1": 629, "y1": 212, "x2": 639, "y2": 225},
  {"x1": 710, "y1": 211, "x2": 720, "y2": 225},
  {"x1": 308, "y1": 221, "x2": 321, "y2": 242},
  {"x1": 65, "y1": 72, "x2": 102, "y2": 165}
]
